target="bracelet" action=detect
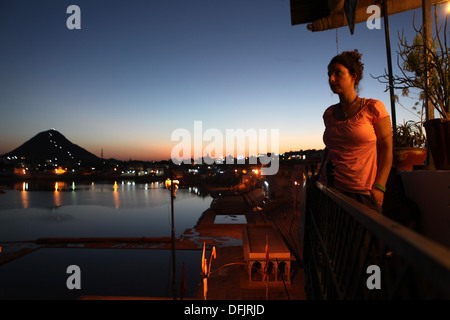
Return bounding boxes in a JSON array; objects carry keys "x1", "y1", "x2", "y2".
[{"x1": 373, "y1": 183, "x2": 386, "y2": 193}]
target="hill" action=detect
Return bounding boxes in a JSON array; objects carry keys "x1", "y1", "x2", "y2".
[{"x1": 2, "y1": 129, "x2": 102, "y2": 166}]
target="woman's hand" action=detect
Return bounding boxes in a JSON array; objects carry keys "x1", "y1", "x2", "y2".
[{"x1": 370, "y1": 188, "x2": 385, "y2": 207}]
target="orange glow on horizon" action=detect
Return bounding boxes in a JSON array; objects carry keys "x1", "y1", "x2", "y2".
[{"x1": 80, "y1": 133, "x2": 325, "y2": 162}]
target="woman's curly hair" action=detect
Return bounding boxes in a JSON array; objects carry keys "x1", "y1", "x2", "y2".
[{"x1": 328, "y1": 49, "x2": 364, "y2": 93}]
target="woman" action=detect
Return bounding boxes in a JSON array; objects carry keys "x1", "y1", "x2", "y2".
[{"x1": 320, "y1": 50, "x2": 393, "y2": 212}]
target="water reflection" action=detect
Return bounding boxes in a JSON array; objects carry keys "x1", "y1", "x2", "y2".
[
  {"x1": 0, "y1": 181, "x2": 213, "y2": 241},
  {"x1": 14, "y1": 181, "x2": 72, "y2": 192},
  {"x1": 54, "y1": 182, "x2": 69, "y2": 207},
  {"x1": 54, "y1": 182, "x2": 61, "y2": 207},
  {"x1": 8, "y1": 180, "x2": 209, "y2": 210},
  {"x1": 113, "y1": 181, "x2": 120, "y2": 209},
  {"x1": 21, "y1": 182, "x2": 28, "y2": 208}
]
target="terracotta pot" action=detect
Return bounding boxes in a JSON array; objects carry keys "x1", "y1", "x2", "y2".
[
  {"x1": 424, "y1": 118, "x2": 450, "y2": 170},
  {"x1": 393, "y1": 148, "x2": 427, "y2": 170}
]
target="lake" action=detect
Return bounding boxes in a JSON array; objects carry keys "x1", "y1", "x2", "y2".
[
  {"x1": 0, "y1": 180, "x2": 213, "y2": 299},
  {"x1": 0, "y1": 180, "x2": 212, "y2": 241}
]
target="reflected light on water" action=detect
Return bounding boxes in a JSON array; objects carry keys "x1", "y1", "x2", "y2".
[
  {"x1": 113, "y1": 181, "x2": 120, "y2": 209},
  {"x1": 21, "y1": 182, "x2": 28, "y2": 208},
  {"x1": 53, "y1": 182, "x2": 66, "y2": 207},
  {"x1": 54, "y1": 189, "x2": 60, "y2": 207},
  {"x1": 0, "y1": 182, "x2": 213, "y2": 242}
]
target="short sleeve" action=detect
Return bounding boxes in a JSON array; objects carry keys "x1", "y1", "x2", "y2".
[
  {"x1": 368, "y1": 100, "x2": 389, "y2": 124},
  {"x1": 323, "y1": 105, "x2": 336, "y2": 127}
]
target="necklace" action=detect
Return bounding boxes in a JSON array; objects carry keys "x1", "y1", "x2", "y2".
[{"x1": 340, "y1": 96, "x2": 361, "y2": 119}]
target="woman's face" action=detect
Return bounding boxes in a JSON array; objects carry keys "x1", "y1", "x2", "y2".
[{"x1": 328, "y1": 63, "x2": 356, "y2": 95}]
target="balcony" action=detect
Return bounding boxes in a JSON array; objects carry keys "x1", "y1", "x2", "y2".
[{"x1": 301, "y1": 177, "x2": 450, "y2": 299}]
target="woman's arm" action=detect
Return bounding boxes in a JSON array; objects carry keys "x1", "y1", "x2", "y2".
[{"x1": 371, "y1": 117, "x2": 393, "y2": 207}]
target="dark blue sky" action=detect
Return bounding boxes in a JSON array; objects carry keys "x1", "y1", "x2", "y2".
[{"x1": 1, "y1": 1, "x2": 447, "y2": 161}]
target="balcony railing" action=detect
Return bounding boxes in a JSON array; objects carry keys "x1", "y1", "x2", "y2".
[{"x1": 302, "y1": 180, "x2": 450, "y2": 299}]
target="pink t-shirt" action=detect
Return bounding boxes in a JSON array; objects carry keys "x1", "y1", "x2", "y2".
[{"x1": 321, "y1": 99, "x2": 390, "y2": 192}]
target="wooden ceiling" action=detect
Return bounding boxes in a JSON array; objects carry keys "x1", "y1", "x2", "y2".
[{"x1": 290, "y1": 0, "x2": 441, "y2": 32}]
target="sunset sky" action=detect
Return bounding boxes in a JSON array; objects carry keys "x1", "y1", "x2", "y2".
[{"x1": 1, "y1": 1, "x2": 448, "y2": 161}]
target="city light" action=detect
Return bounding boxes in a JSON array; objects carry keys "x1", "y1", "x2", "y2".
[{"x1": 55, "y1": 166, "x2": 67, "y2": 175}]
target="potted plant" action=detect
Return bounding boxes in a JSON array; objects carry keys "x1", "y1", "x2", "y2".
[
  {"x1": 374, "y1": 5, "x2": 449, "y2": 169},
  {"x1": 393, "y1": 121, "x2": 427, "y2": 170}
]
